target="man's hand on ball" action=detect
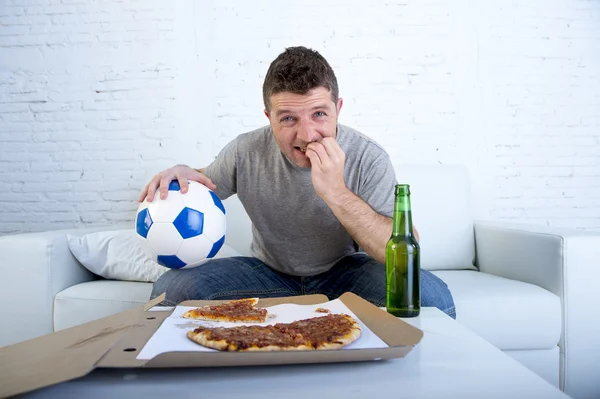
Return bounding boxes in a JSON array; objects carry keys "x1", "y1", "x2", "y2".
[{"x1": 138, "y1": 165, "x2": 216, "y2": 203}]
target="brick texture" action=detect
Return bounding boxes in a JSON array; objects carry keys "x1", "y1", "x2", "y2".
[{"x1": 0, "y1": 0, "x2": 599, "y2": 235}]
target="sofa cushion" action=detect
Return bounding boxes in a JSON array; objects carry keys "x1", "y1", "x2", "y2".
[
  {"x1": 388, "y1": 165, "x2": 477, "y2": 271},
  {"x1": 432, "y1": 270, "x2": 561, "y2": 351},
  {"x1": 66, "y1": 229, "x2": 242, "y2": 283},
  {"x1": 54, "y1": 280, "x2": 153, "y2": 331}
]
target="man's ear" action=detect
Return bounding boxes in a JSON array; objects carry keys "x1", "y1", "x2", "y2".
[
  {"x1": 264, "y1": 109, "x2": 270, "y2": 119},
  {"x1": 336, "y1": 97, "x2": 344, "y2": 114}
]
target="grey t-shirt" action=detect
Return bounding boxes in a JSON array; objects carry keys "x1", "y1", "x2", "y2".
[{"x1": 203, "y1": 123, "x2": 398, "y2": 276}]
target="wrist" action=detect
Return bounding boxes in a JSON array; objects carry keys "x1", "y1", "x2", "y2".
[{"x1": 322, "y1": 185, "x2": 353, "y2": 207}]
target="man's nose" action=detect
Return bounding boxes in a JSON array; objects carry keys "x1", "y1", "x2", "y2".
[{"x1": 297, "y1": 119, "x2": 318, "y2": 142}]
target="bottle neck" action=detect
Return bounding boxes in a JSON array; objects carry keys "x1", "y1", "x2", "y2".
[{"x1": 392, "y1": 194, "x2": 413, "y2": 237}]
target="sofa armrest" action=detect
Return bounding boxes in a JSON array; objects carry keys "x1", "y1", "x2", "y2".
[
  {"x1": 473, "y1": 220, "x2": 600, "y2": 398},
  {"x1": 0, "y1": 227, "x2": 119, "y2": 347}
]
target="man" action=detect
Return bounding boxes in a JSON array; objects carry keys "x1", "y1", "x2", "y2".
[{"x1": 138, "y1": 46, "x2": 456, "y2": 319}]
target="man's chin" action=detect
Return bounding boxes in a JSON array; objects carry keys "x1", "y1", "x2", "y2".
[
  {"x1": 294, "y1": 155, "x2": 312, "y2": 169},
  {"x1": 296, "y1": 159, "x2": 312, "y2": 169},
  {"x1": 281, "y1": 149, "x2": 311, "y2": 168}
]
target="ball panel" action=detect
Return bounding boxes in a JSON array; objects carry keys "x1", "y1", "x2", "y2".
[
  {"x1": 146, "y1": 223, "x2": 183, "y2": 254},
  {"x1": 180, "y1": 181, "x2": 215, "y2": 210},
  {"x1": 146, "y1": 191, "x2": 186, "y2": 223},
  {"x1": 177, "y1": 234, "x2": 215, "y2": 267},
  {"x1": 207, "y1": 235, "x2": 225, "y2": 259},
  {"x1": 209, "y1": 191, "x2": 226, "y2": 215},
  {"x1": 168, "y1": 180, "x2": 181, "y2": 191},
  {"x1": 201, "y1": 206, "x2": 227, "y2": 242},
  {"x1": 173, "y1": 207, "x2": 204, "y2": 239},
  {"x1": 135, "y1": 208, "x2": 153, "y2": 238},
  {"x1": 157, "y1": 254, "x2": 187, "y2": 269}
]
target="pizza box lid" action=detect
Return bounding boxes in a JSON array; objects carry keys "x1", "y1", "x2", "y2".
[{"x1": 0, "y1": 292, "x2": 423, "y2": 398}]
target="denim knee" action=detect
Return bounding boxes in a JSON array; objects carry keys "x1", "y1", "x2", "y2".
[{"x1": 420, "y1": 269, "x2": 457, "y2": 320}]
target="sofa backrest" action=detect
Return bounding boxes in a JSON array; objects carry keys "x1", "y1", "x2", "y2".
[
  {"x1": 392, "y1": 164, "x2": 476, "y2": 271},
  {"x1": 223, "y1": 164, "x2": 476, "y2": 271}
]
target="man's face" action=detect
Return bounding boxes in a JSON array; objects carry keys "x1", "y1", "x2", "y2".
[{"x1": 265, "y1": 87, "x2": 343, "y2": 168}]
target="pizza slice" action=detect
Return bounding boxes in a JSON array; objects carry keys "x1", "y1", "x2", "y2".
[
  {"x1": 182, "y1": 298, "x2": 268, "y2": 323},
  {"x1": 186, "y1": 313, "x2": 362, "y2": 351}
]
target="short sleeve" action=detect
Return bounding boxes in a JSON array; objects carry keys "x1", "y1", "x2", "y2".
[
  {"x1": 202, "y1": 138, "x2": 238, "y2": 200},
  {"x1": 357, "y1": 151, "x2": 397, "y2": 218}
]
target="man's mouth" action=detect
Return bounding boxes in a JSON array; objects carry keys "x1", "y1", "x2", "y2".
[{"x1": 294, "y1": 146, "x2": 307, "y2": 154}]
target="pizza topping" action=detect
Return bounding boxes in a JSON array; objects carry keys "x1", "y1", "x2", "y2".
[
  {"x1": 315, "y1": 308, "x2": 330, "y2": 313},
  {"x1": 183, "y1": 298, "x2": 268, "y2": 323},
  {"x1": 189, "y1": 313, "x2": 360, "y2": 351},
  {"x1": 193, "y1": 325, "x2": 306, "y2": 350}
]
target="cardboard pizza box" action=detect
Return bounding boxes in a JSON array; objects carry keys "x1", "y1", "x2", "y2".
[{"x1": 0, "y1": 292, "x2": 423, "y2": 398}]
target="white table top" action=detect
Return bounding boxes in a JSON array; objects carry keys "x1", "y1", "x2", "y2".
[{"x1": 23, "y1": 308, "x2": 570, "y2": 399}]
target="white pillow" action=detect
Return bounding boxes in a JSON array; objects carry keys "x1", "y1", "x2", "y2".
[{"x1": 66, "y1": 229, "x2": 242, "y2": 283}]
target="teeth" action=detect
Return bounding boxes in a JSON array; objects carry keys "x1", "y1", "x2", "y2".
[{"x1": 296, "y1": 147, "x2": 307, "y2": 153}]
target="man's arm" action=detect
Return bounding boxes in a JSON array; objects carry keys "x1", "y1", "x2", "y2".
[
  {"x1": 324, "y1": 189, "x2": 419, "y2": 264},
  {"x1": 324, "y1": 189, "x2": 392, "y2": 263},
  {"x1": 305, "y1": 137, "x2": 419, "y2": 264}
]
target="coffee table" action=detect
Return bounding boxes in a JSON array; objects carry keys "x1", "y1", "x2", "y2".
[{"x1": 21, "y1": 308, "x2": 571, "y2": 398}]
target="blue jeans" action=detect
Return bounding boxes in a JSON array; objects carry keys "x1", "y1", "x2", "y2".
[{"x1": 150, "y1": 253, "x2": 456, "y2": 319}]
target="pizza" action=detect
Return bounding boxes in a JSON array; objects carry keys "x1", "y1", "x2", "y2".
[
  {"x1": 182, "y1": 298, "x2": 268, "y2": 323},
  {"x1": 186, "y1": 313, "x2": 362, "y2": 352}
]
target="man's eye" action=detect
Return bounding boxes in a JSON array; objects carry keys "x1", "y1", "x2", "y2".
[
  {"x1": 314, "y1": 111, "x2": 326, "y2": 117},
  {"x1": 280, "y1": 116, "x2": 296, "y2": 126}
]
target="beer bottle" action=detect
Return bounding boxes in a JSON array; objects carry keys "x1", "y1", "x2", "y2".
[{"x1": 386, "y1": 184, "x2": 420, "y2": 317}]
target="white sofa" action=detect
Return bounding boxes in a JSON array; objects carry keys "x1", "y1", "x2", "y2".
[{"x1": 1, "y1": 165, "x2": 599, "y2": 399}]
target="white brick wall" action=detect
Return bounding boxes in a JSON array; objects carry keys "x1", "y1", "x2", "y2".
[{"x1": 0, "y1": 0, "x2": 599, "y2": 235}]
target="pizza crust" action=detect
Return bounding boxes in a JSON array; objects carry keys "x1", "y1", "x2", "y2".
[
  {"x1": 314, "y1": 321, "x2": 362, "y2": 350},
  {"x1": 236, "y1": 298, "x2": 259, "y2": 306},
  {"x1": 186, "y1": 330, "x2": 230, "y2": 351}
]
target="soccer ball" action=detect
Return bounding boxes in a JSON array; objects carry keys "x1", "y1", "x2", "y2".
[{"x1": 135, "y1": 180, "x2": 227, "y2": 269}]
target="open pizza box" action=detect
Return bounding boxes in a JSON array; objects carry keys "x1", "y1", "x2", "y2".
[{"x1": 0, "y1": 292, "x2": 424, "y2": 398}]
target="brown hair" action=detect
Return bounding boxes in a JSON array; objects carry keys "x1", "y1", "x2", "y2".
[{"x1": 262, "y1": 46, "x2": 339, "y2": 112}]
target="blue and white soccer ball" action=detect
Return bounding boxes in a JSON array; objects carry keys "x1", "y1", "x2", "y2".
[{"x1": 135, "y1": 180, "x2": 227, "y2": 269}]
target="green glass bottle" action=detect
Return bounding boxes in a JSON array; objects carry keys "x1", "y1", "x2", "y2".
[{"x1": 386, "y1": 184, "x2": 420, "y2": 317}]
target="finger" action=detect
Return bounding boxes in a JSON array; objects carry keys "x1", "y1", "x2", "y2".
[
  {"x1": 307, "y1": 142, "x2": 328, "y2": 166},
  {"x1": 158, "y1": 175, "x2": 173, "y2": 200},
  {"x1": 319, "y1": 137, "x2": 343, "y2": 161},
  {"x1": 189, "y1": 168, "x2": 217, "y2": 191},
  {"x1": 178, "y1": 175, "x2": 189, "y2": 194},
  {"x1": 198, "y1": 175, "x2": 217, "y2": 191},
  {"x1": 184, "y1": 172, "x2": 217, "y2": 191},
  {"x1": 137, "y1": 185, "x2": 148, "y2": 203},
  {"x1": 413, "y1": 226, "x2": 420, "y2": 242},
  {"x1": 306, "y1": 148, "x2": 322, "y2": 170},
  {"x1": 146, "y1": 178, "x2": 160, "y2": 202}
]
